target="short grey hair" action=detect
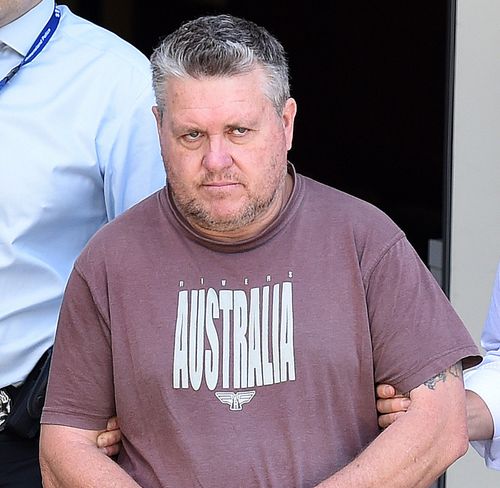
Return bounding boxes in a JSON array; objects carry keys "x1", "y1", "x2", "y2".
[{"x1": 150, "y1": 14, "x2": 290, "y2": 115}]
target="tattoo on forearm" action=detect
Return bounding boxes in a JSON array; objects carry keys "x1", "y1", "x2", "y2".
[{"x1": 424, "y1": 362, "x2": 462, "y2": 390}]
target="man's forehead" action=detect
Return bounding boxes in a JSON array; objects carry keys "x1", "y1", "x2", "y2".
[
  {"x1": 166, "y1": 107, "x2": 263, "y2": 133},
  {"x1": 160, "y1": 71, "x2": 274, "y2": 131},
  {"x1": 165, "y1": 96, "x2": 270, "y2": 130},
  {"x1": 169, "y1": 96, "x2": 256, "y2": 112}
]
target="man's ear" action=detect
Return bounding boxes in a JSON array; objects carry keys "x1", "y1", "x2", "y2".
[
  {"x1": 152, "y1": 106, "x2": 162, "y2": 129},
  {"x1": 282, "y1": 98, "x2": 297, "y2": 151}
]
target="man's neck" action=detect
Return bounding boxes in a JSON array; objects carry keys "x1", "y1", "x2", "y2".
[{"x1": 0, "y1": 0, "x2": 44, "y2": 29}]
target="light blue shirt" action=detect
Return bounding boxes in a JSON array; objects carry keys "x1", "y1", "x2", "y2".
[
  {"x1": 0, "y1": 0, "x2": 165, "y2": 387},
  {"x1": 465, "y1": 260, "x2": 500, "y2": 470}
]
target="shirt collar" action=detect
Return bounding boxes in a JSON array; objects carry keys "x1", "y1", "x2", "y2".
[{"x1": 0, "y1": 0, "x2": 55, "y2": 56}]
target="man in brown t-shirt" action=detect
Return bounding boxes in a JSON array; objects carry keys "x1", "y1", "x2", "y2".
[{"x1": 40, "y1": 14, "x2": 481, "y2": 488}]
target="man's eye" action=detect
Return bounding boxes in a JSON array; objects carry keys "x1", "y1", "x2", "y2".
[
  {"x1": 232, "y1": 127, "x2": 248, "y2": 136},
  {"x1": 184, "y1": 131, "x2": 201, "y2": 141}
]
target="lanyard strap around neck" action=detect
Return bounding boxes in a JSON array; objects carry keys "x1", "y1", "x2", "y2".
[{"x1": 0, "y1": 5, "x2": 61, "y2": 92}]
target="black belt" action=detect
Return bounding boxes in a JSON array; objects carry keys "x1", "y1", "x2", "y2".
[{"x1": 0, "y1": 346, "x2": 52, "y2": 438}]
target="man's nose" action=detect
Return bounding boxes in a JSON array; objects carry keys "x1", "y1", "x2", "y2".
[{"x1": 202, "y1": 135, "x2": 233, "y2": 171}]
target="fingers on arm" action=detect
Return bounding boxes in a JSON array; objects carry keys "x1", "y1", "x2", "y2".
[
  {"x1": 106, "y1": 415, "x2": 119, "y2": 431},
  {"x1": 377, "y1": 362, "x2": 467, "y2": 438},
  {"x1": 376, "y1": 383, "x2": 411, "y2": 429},
  {"x1": 376, "y1": 383, "x2": 397, "y2": 399},
  {"x1": 377, "y1": 396, "x2": 411, "y2": 414},
  {"x1": 97, "y1": 428, "x2": 122, "y2": 456}
]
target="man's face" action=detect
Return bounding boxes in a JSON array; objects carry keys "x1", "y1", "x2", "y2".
[
  {"x1": 0, "y1": 0, "x2": 41, "y2": 28},
  {"x1": 153, "y1": 69, "x2": 296, "y2": 238}
]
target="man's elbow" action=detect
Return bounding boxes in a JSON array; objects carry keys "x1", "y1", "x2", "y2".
[
  {"x1": 451, "y1": 426, "x2": 470, "y2": 460},
  {"x1": 40, "y1": 456, "x2": 59, "y2": 488},
  {"x1": 39, "y1": 424, "x2": 61, "y2": 487}
]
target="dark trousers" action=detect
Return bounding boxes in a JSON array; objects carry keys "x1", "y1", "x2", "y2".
[{"x1": 0, "y1": 430, "x2": 42, "y2": 488}]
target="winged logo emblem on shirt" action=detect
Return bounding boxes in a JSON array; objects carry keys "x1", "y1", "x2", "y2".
[{"x1": 215, "y1": 391, "x2": 256, "y2": 411}]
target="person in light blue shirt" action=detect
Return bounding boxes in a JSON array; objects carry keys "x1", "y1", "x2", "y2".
[
  {"x1": 465, "y1": 260, "x2": 500, "y2": 470},
  {"x1": 0, "y1": 0, "x2": 165, "y2": 485}
]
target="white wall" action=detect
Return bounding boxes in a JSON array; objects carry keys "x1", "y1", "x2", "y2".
[{"x1": 447, "y1": 0, "x2": 500, "y2": 486}]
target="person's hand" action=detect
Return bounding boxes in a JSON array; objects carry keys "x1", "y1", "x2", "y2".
[
  {"x1": 376, "y1": 384, "x2": 411, "y2": 429},
  {"x1": 96, "y1": 416, "x2": 122, "y2": 457}
]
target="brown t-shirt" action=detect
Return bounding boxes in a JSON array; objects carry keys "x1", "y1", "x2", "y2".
[{"x1": 42, "y1": 168, "x2": 481, "y2": 487}]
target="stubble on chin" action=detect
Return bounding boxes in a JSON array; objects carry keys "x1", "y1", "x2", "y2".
[
  {"x1": 171, "y1": 181, "x2": 281, "y2": 233},
  {"x1": 168, "y1": 157, "x2": 288, "y2": 233}
]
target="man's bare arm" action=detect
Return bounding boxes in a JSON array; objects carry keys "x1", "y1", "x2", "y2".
[
  {"x1": 315, "y1": 362, "x2": 468, "y2": 488},
  {"x1": 40, "y1": 424, "x2": 141, "y2": 488},
  {"x1": 377, "y1": 378, "x2": 494, "y2": 441}
]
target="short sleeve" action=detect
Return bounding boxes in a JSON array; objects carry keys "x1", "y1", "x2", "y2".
[
  {"x1": 366, "y1": 237, "x2": 481, "y2": 393},
  {"x1": 41, "y1": 265, "x2": 115, "y2": 430}
]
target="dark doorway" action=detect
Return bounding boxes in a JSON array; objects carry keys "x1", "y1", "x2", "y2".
[{"x1": 72, "y1": 1, "x2": 453, "y2": 266}]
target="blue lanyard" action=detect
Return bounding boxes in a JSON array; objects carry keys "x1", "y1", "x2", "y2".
[{"x1": 0, "y1": 6, "x2": 61, "y2": 92}]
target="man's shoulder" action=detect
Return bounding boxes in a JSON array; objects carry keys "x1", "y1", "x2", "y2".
[
  {"x1": 299, "y1": 173, "x2": 401, "y2": 234},
  {"x1": 57, "y1": 5, "x2": 150, "y2": 75},
  {"x1": 295, "y1": 174, "x2": 406, "y2": 272}
]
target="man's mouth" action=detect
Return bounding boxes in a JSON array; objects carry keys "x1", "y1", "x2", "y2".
[{"x1": 203, "y1": 181, "x2": 240, "y2": 187}]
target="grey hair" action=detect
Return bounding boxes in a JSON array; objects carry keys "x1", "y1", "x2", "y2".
[{"x1": 150, "y1": 14, "x2": 290, "y2": 115}]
